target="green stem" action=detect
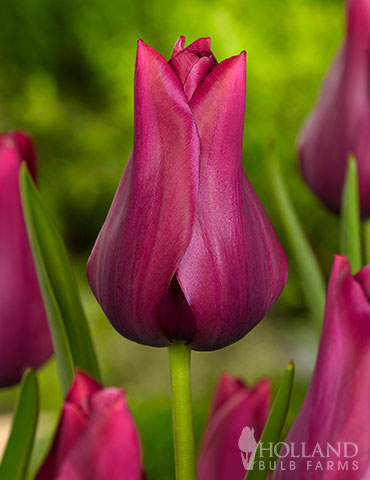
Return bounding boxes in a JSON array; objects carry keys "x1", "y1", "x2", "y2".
[
  {"x1": 340, "y1": 156, "x2": 362, "y2": 272},
  {"x1": 363, "y1": 219, "x2": 370, "y2": 266},
  {"x1": 168, "y1": 342, "x2": 197, "y2": 480}
]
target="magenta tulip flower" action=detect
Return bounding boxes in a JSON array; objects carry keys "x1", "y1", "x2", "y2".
[
  {"x1": 197, "y1": 373, "x2": 271, "y2": 479},
  {"x1": 274, "y1": 255, "x2": 370, "y2": 478},
  {"x1": 87, "y1": 36, "x2": 288, "y2": 351},
  {"x1": 36, "y1": 370, "x2": 144, "y2": 480},
  {"x1": 0, "y1": 131, "x2": 52, "y2": 387},
  {"x1": 298, "y1": 0, "x2": 370, "y2": 216}
]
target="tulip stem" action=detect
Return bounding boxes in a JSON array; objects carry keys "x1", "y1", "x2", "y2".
[
  {"x1": 168, "y1": 342, "x2": 197, "y2": 480},
  {"x1": 364, "y1": 220, "x2": 370, "y2": 266}
]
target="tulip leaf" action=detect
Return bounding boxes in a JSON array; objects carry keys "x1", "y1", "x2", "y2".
[
  {"x1": 20, "y1": 166, "x2": 74, "y2": 395},
  {"x1": 20, "y1": 166, "x2": 101, "y2": 393},
  {"x1": 245, "y1": 361, "x2": 295, "y2": 480},
  {"x1": 341, "y1": 156, "x2": 362, "y2": 272},
  {"x1": 267, "y1": 151, "x2": 326, "y2": 330},
  {"x1": 0, "y1": 370, "x2": 39, "y2": 480}
]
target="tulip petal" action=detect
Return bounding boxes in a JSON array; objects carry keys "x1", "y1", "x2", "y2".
[
  {"x1": 66, "y1": 369, "x2": 101, "y2": 406},
  {"x1": 36, "y1": 404, "x2": 86, "y2": 480},
  {"x1": 355, "y1": 265, "x2": 370, "y2": 300},
  {"x1": 12, "y1": 131, "x2": 38, "y2": 180},
  {"x1": 177, "y1": 53, "x2": 288, "y2": 350},
  {"x1": 0, "y1": 136, "x2": 52, "y2": 387},
  {"x1": 274, "y1": 255, "x2": 370, "y2": 478},
  {"x1": 298, "y1": 0, "x2": 370, "y2": 216},
  {"x1": 170, "y1": 51, "x2": 202, "y2": 85},
  {"x1": 208, "y1": 374, "x2": 246, "y2": 420},
  {"x1": 55, "y1": 389, "x2": 143, "y2": 480},
  {"x1": 198, "y1": 379, "x2": 270, "y2": 480},
  {"x1": 87, "y1": 40, "x2": 200, "y2": 347},
  {"x1": 171, "y1": 36, "x2": 185, "y2": 57},
  {"x1": 183, "y1": 37, "x2": 212, "y2": 56},
  {"x1": 183, "y1": 56, "x2": 215, "y2": 101}
]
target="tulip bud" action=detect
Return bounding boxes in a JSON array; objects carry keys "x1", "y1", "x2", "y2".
[
  {"x1": 0, "y1": 131, "x2": 52, "y2": 387},
  {"x1": 87, "y1": 37, "x2": 288, "y2": 351},
  {"x1": 36, "y1": 370, "x2": 144, "y2": 480},
  {"x1": 274, "y1": 255, "x2": 370, "y2": 478},
  {"x1": 197, "y1": 373, "x2": 271, "y2": 479},
  {"x1": 298, "y1": 0, "x2": 370, "y2": 216}
]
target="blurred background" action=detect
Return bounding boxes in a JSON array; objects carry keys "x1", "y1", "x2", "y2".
[{"x1": 0, "y1": 0, "x2": 344, "y2": 477}]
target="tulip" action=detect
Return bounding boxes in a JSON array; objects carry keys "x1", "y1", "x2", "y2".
[
  {"x1": 197, "y1": 373, "x2": 271, "y2": 479},
  {"x1": 298, "y1": 0, "x2": 370, "y2": 216},
  {"x1": 87, "y1": 36, "x2": 288, "y2": 351},
  {"x1": 0, "y1": 131, "x2": 52, "y2": 387},
  {"x1": 273, "y1": 255, "x2": 370, "y2": 478},
  {"x1": 36, "y1": 370, "x2": 144, "y2": 480}
]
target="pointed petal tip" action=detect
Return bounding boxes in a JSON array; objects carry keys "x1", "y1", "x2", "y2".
[
  {"x1": 236, "y1": 50, "x2": 247, "y2": 64},
  {"x1": 171, "y1": 35, "x2": 186, "y2": 57},
  {"x1": 332, "y1": 253, "x2": 351, "y2": 272},
  {"x1": 136, "y1": 38, "x2": 148, "y2": 52},
  {"x1": 1, "y1": 130, "x2": 38, "y2": 180},
  {"x1": 66, "y1": 369, "x2": 102, "y2": 405},
  {"x1": 136, "y1": 38, "x2": 156, "y2": 57}
]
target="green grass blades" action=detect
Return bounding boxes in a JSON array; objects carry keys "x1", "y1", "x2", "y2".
[
  {"x1": 0, "y1": 370, "x2": 39, "y2": 480},
  {"x1": 20, "y1": 165, "x2": 101, "y2": 393},
  {"x1": 245, "y1": 361, "x2": 295, "y2": 480},
  {"x1": 267, "y1": 151, "x2": 326, "y2": 331},
  {"x1": 341, "y1": 156, "x2": 362, "y2": 273}
]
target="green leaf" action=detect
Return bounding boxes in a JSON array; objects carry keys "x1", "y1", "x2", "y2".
[
  {"x1": 341, "y1": 156, "x2": 362, "y2": 272},
  {"x1": 0, "y1": 370, "x2": 39, "y2": 480},
  {"x1": 20, "y1": 166, "x2": 74, "y2": 395},
  {"x1": 245, "y1": 361, "x2": 295, "y2": 480},
  {"x1": 20, "y1": 166, "x2": 102, "y2": 393},
  {"x1": 267, "y1": 151, "x2": 326, "y2": 330}
]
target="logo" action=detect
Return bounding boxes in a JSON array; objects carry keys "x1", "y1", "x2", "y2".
[
  {"x1": 238, "y1": 426, "x2": 359, "y2": 473},
  {"x1": 238, "y1": 426, "x2": 258, "y2": 470}
]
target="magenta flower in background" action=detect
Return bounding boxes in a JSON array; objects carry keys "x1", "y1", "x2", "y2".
[
  {"x1": 36, "y1": 370, "x2": 144, "y2": 480},
  {"x1": 274, "y1": 255, "x2": 370, "y2": 479},
  {"x1": 87, "y1": 36, "x2": 288, "y2": 351},
  {"x1": 0, "y1": 131, "x2": 52, "y2": 387},
  {"x1": 197, "y1": 373, "x2": 271, "y2": 479},
  {"x1": 298, "y1": 0, "x2": 370, "y2": 216}
]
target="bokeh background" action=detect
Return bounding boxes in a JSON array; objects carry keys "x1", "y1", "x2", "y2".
[{"x1": 0, "y1": 0, "x2": 344, "y2": 478}]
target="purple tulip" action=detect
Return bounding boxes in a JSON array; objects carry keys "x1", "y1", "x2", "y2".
[
  {"x1": 87, "y1": 37, "x2": 288, "y2": 351},
  {"x1": 197, "y1": 373, "x2": 271, "y2": 479},
  {"x1": 273, "y1": 255, "x2": 370, "y2": 478},
  {"x1": 298, "y1": 0, "x2": 370, "y2": 216},
  {"x1": 0, "y1": 131, "x2": 52, "y2": 387},
  {"x1": 36, "y1": 370, "x2": 144, "y2": 480}
]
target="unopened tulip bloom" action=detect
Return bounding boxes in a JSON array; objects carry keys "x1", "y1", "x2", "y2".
[
  {"x1": 198, "y1": 373, "x2": 271, "y2": 479},
  {"x1": 274, "y1": 255, "x2": 370, "y2": 478},
  {"x1": 0, "y1": 131, "x2": 52, "y2": 387},
  {"x1": 87, "y1": 37, "x2": 288, "y2": 351},
  {"x1": 298, "y1": 0, "x2": 370, "y2": 216},
  {"x1": 36, "y1": 370, "x2": 144, "y2": 480}
]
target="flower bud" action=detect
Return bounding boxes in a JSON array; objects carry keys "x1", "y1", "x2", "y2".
[
  {"x1": 36, "y1": 370, "x2": 144, "y2": 480},
  {"x1": 274, "y1": 255, "x2": 370, "y2": 478},
  {"x1": 298, "y1": 0, "x2": 370, "y2": 216},
  {"x1": 197, "y1": 373, "x2": 271, "y2": 479},
  {"x1": 87, "y1": 37, "x2": 288, "y2": 351},
  {"x1": 0, "y1": 131, "x2": 52, "y2": 386}
]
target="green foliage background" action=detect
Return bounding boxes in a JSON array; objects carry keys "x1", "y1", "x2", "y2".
[{"x1": 0, "y1": 0, "x2": 345, "y2": 478}]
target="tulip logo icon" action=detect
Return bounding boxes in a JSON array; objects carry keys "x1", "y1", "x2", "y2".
[{"x1": 238, "y1": 426, "x2": 257, "y2": 470}]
